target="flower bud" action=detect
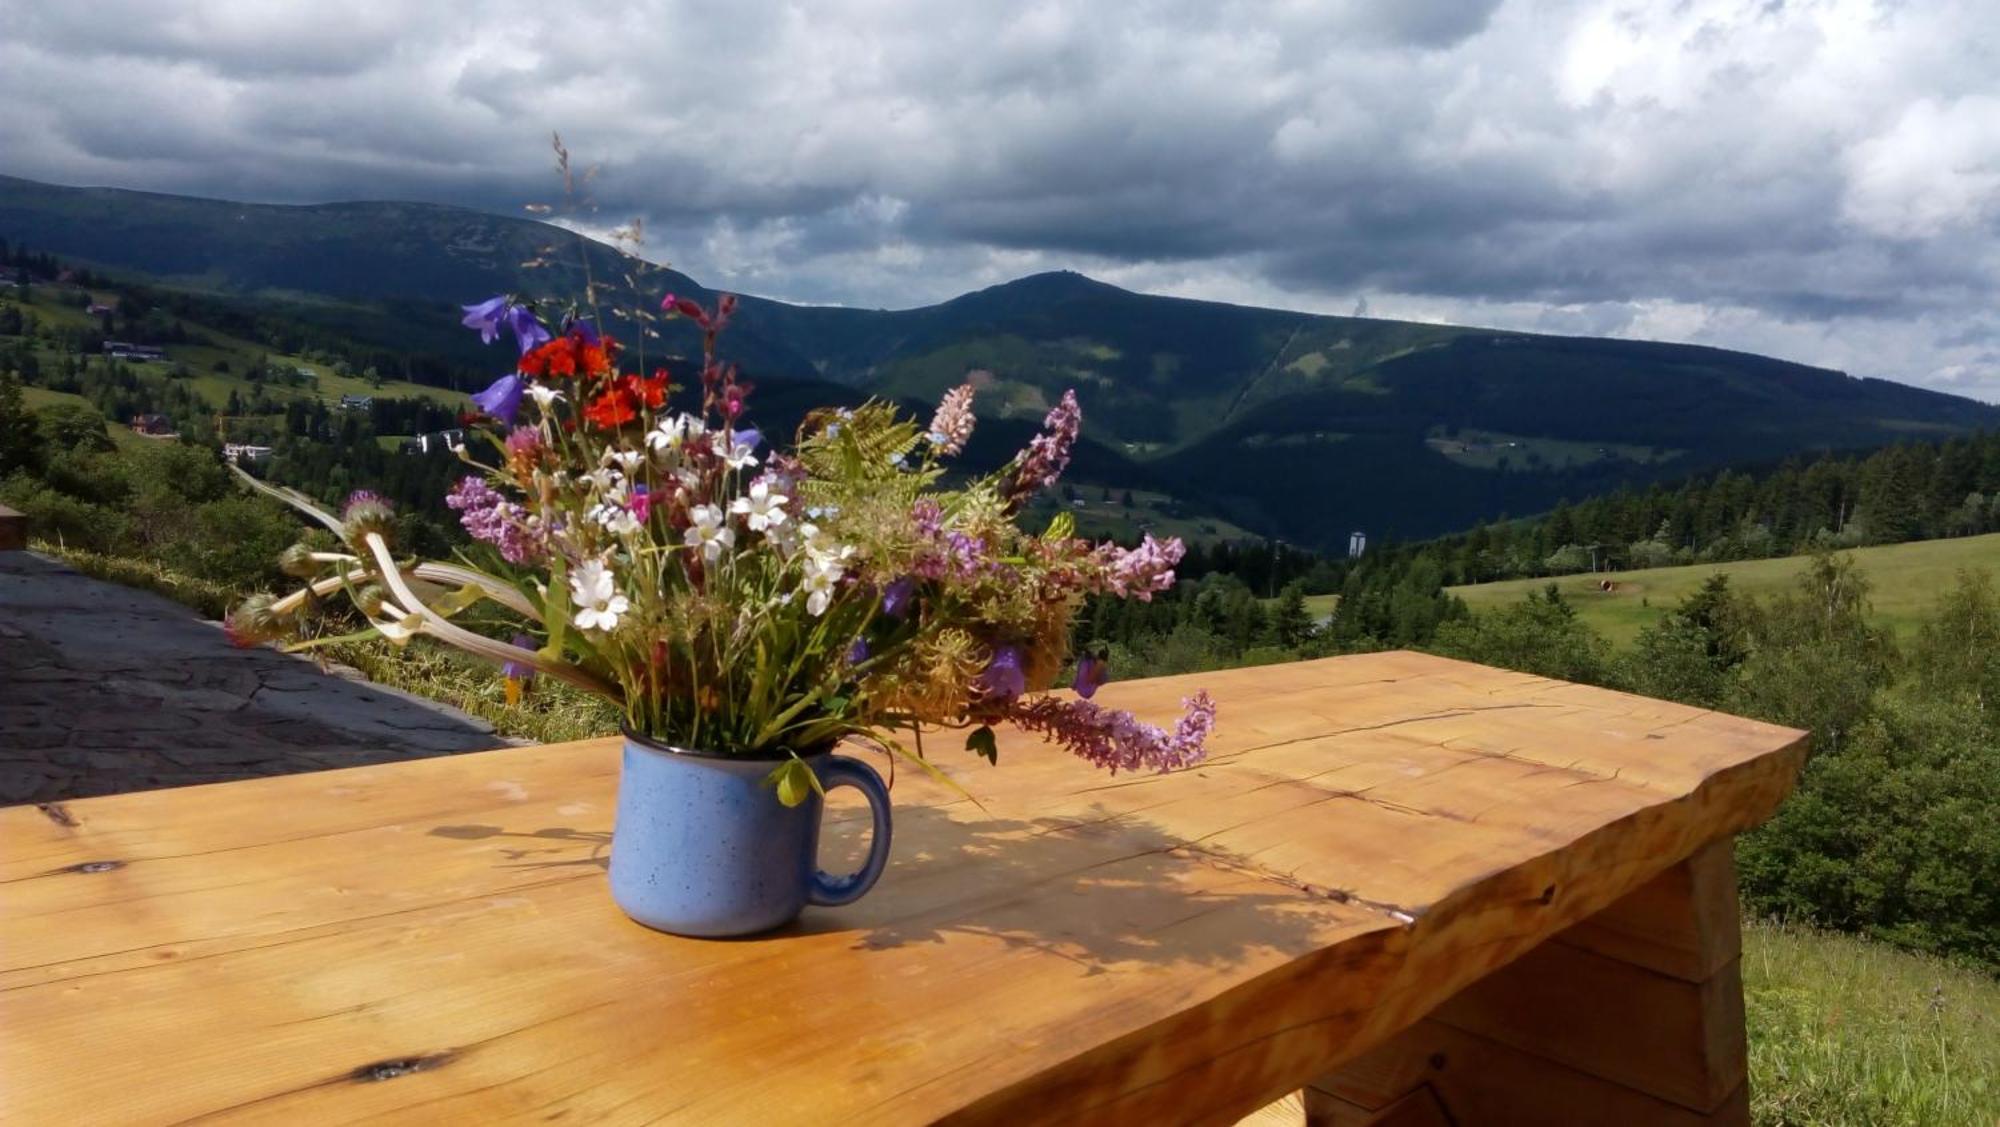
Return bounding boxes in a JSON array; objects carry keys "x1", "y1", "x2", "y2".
[{"x1": 278, "y1": 542, "x2": 319, "y2": 579}]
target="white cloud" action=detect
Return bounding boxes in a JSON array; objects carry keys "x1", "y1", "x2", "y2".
[{"x1": 0, "y1": 0, "x2": 1995, "y2": 398}]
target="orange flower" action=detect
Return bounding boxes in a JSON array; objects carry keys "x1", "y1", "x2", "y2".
[
  {"x1": 583, "y1": 387, "x2": 638, "y2": 430},
  {"x1": 624, "y1": 371, "x2": 671, "y2": 410},
  {"x1": 519, "y1": 337, "x2": 577, "y2": 379}
]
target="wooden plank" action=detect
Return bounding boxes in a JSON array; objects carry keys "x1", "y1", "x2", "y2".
[
  {"x1": 1558, "y1": 838, "x2": 1741, "y2": 981},
  {"x1": 0, "y1": 503, "x2": 24, "y2": 551},
  {"x1": 1317, "y1": 1019, "x2": 1749, "y2": 1125},
  {"x1": 1432, "y1": 942, "x2": 1747, "y2": 1111},
  {"x1": 0, "y1": 652, "x2": 1805, "y2": 1125},
  {"x1": 1303, "y1": 1085, "x2": 1450, "y2": 1126}
]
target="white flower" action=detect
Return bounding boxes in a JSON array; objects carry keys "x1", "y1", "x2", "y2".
[
  {"x1": 591, "y1": 502, "x2": 640, "y2": 537},
  {"x1": 684, "y1": 504, "x2": 736, "y2": 562},
  {"x1": 526, "y1": 385, "x2": 564, "y2": 409},
  {"x1": 730, "y1": 479, "x2": 789, "y2": 532},
  {"x1": 569, "y1": 558, "x2": 629, "y2": 633},
  {"x1": 586, "y1": 466, "x2": 623, "y2": 491},
  {"x1": 609, "y1": 448, "x2": 646, "y2": 474},
  {"x1": 647, "y1": 414, "x2": 705, "y2": 456},
  {"x1": 713, "y1": 432, "x2": 759, "y2": 471},
  {"x1": 800, "y1": 556, "x2": 843, "y2": 617}
]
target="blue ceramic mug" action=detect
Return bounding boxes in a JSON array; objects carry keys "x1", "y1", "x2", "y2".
[{"x1": 607, "y1": 732, "x2": 893, "y2": 937}]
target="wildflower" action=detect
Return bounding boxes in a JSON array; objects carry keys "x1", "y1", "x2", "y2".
[
  {"x1": 1073, "y1": 653, "x2": 1108, "y2": 699},
  {"x1": 1001, "y1": 389, "x2": 1082, "y2": 511},
  {"x1": 846, "y1": 637, "x2": 870, "y2": 665},
  {"x1": 629, "y1": 484, "x2": 652, "y2": 525},
  {"x1": 470, "y1": 373, "x2": 527, "y2": 424},
  {"x1": 223, "y1": 593, "x2": 290, "y2": 648},
  {"x1": 661, "y1": 292, "x2": 711, "y2": 328},
  {"x1": 504, "y1": 426, "x2": 545, "y2": 480},
  {"x1": 648, "y1": 413, "x2": 706, "y2": 456},
  {"x1": 462, "y1": 296, "x2": 551, "y2": 353},
  {"x1": 881, "y1": 576, "x2": 916, "y2": 618},
  {"x1": 1102, "y1": 534, "x2": 1185, "y2": 601},
  {"x1": 569, "y1": 558, "x2": 629, "y2": 632},
  {"x1": 1006, "y1": 691, "x2": 1215, "y2": 775},
  {"x1": 446, "y1": 476, "x2": 544, "y2": 564},
  {"x1": 623, "y1": 371, "x2": 671, "y2": 411},
  {"x1": 592, "y1": 501, "x2": 642, "y2": 536},
  {"x1": 927, "y1": 382, "x2": 977, "y2": 456},
  {"x1": 584, "y1": 386, "x2": 638, "y2": 430},
  {"x1": 685, "y1": 504, "x2": 735, "y2": 562},
  {"x1": 503, "y1": 634, "x2": 536, "y2": 706},
  {"x1": 714, "y1": 431, "x2": 759, "y2": 471},
  {"x1": 526, "y1": 384, "x2": 563, "y2": 410},
  {"x1": 730, "y1": 479, "x2": 788, "y2": 533},
  {"x1": 341, "y1": 490, "x2": 396, "y2": 546},
  {"x1": 801, "y1": 555, "x2": 844, "y2": 616},
  {"x1": 609, "y1": 448, "x2": 646, "y2": 474},
  {"x1": 978, "y1": 644, "x2": 1027, "y2": 702}
]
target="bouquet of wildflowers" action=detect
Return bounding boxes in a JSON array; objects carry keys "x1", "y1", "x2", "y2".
[{"x1": 231, "y1": 291, "x2": 1214, "y2": 801}]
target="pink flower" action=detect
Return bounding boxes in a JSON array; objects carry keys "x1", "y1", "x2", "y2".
[
  {"x1": 927, "y1": 381, "x2": 977, "y2": 456},
  {"x1": 1101, "y1": 534, "x2": 1185, "y2": 601},
  {"x1": 446, "y1": 476, "x2": 545, "y2": 565}
]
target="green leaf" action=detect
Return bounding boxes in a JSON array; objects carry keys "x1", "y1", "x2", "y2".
[
  {"x1": 764, "y1": 756, "x2": 822, "y2": 808},
  {"x1": 966, "y1": 725, "x2": 999, "y2": 765}
]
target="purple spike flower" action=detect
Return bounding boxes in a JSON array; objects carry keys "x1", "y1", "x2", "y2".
[
  {"x1": 502, "y1": 634, "x2": 537, "y2": 682},
  {"x1": 471, "y1": 373, "x2": 527, "y2": 425}
]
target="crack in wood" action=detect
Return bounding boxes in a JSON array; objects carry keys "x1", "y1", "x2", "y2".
[{"x1": 35, "y1": 803, "x2": 76, "y2": 827}]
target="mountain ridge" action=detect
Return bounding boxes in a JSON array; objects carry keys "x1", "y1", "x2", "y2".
[{"x1": 4, "y1": 173, "x2": 1994, "y2": 548}]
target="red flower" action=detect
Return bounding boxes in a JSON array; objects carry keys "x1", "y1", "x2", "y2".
[
  {"x1": 623, "y1": 371, "x2": 671, "y2": 410},
  {"x1": 519, "y1": 331, "x2": 617, "y2": 380},
  {"x1": 583, "y1": 387, "x2": 638, "y2": 430}
]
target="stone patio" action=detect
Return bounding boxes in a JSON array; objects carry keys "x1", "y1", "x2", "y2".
[{"x1": 0, "y1": 551, "x2": 507, "y2": 805}]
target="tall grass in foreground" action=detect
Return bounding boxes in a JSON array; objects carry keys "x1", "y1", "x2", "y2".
[{"x1": 1744, "y1": 920, "x2": 1998, "y2": 1125}]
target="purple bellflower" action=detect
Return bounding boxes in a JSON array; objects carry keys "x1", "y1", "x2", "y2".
[
  {"x1": 462, "y1": 296, "x2": 551, "y2": 354},
  {"x1": 470, "y1": 373, "x2": 528, "y2": 424}
]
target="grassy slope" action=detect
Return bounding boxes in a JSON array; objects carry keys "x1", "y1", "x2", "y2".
[
  {"x1": 1450, "y1": 533, "x2": 2000, "y2": 646},
  {"x1": 1743, "y1": 920, "x2": 1999, "y2": 1125},
  {"x1": 2, "y1": 285, "x2": 449, "y2": 417}
]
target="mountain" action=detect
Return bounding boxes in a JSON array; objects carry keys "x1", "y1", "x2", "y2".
[{"x1": 5, "y1": 174, "x2": 1995, "y2": 549}]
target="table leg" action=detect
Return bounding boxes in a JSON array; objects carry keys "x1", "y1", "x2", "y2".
[{"x1": 1303, "y1": 839, "x2": 1750, "y2": 1125}]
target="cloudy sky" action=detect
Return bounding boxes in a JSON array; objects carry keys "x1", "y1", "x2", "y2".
[{"x1": 3, "y1": 0, "x2": 1997, "y2": 398}]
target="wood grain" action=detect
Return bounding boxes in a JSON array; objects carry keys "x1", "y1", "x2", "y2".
[{"x1": 0, "y1": 652, "x2": 1805, "y2": 1125}]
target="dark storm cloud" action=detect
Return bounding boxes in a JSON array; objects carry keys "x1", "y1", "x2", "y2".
[{"x1": 0, "y1": 0, "x2": 1995, "y2": 397}]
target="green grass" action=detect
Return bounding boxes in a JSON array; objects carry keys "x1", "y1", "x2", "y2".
[
  {"x1": 1451, "y1": 534, "x2": 2000, "y2": 647},
  {"x1": 1744, "y1": 919, "x2": 2000, "y2": 1125}
]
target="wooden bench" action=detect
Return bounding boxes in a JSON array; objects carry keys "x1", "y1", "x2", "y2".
[
  {"x1": 0, "y1": 503, "x2": 24, "y2": 551},
  {"x1": 0, "y1": 652, "x2": 1804, "y2": 1124}
]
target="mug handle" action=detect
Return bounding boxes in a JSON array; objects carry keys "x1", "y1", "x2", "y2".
[{"x1": 808, "y1": 754, "x2": 893, "y2": 907}]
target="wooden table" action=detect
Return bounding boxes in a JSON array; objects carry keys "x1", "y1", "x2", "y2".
[{"x1": 1, "y1": 652, "x2": 1804, "y2": 1125}]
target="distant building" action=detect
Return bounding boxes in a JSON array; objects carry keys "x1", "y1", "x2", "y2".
[
  {"x1": 338, "y1": 394, "x2": 374, "y2": 411},
  {"x1": 103, "y1": 341, "x2": 166, "y2": 361},
  {"x1": 129, "y1": 413, "x2": 175, "y2": 437},
  {"x1": 1348, "y1": 531, "x2": 1367, "y2": 559},
  {"x1": 223, "y1": 443, "x2": 274, "y2": 464},
  {"x1": 399, "y1": 429, "x2": 466, "y2": 455},
  {"x1": 87, "y1": 302, "x2": 114, "y2": 316}
]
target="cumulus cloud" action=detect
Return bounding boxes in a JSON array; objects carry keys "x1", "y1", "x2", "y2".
[{"x1": 0, "y1": 0, "x2": 1995, "y2": 397}]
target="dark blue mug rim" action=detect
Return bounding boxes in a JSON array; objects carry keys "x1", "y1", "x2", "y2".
[{"x1": 619, "y1": 725, "x2": 838, "y2": 763}]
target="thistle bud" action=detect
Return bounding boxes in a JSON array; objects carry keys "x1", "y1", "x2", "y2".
[
  {"x1": 352, "y1": 583, "x2": 389, "y2": 619},
  {"x1": 340, "y1": 490, "x2": 397, "y2": 550},
  {"x1": 223, "y1": 594, "x2": 293, "y2": 648},
  {"x1": 278, "y1": 542, "x2": 319, "y2": 579}
]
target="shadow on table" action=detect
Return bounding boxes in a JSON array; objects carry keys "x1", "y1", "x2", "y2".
[
  {"x1": 428, "y1": 802, "x2": 1337, "y2": 972},
  {"x1": 805, "y1": 801, "x2": 1337, "y2": 973}
]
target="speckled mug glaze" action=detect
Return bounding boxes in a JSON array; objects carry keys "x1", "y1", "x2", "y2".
[{"x1": 607, "y1": 732, "x2": 893, "y2": 938}]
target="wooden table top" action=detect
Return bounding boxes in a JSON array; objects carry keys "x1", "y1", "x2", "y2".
[{"x1": 0, "y1": 652, "x2": 1805, "y2": 1125}]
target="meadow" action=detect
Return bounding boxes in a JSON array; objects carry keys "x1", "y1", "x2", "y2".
[{"x1": 1449, "y1": 533, "x2": 2000, "y2": 646}]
